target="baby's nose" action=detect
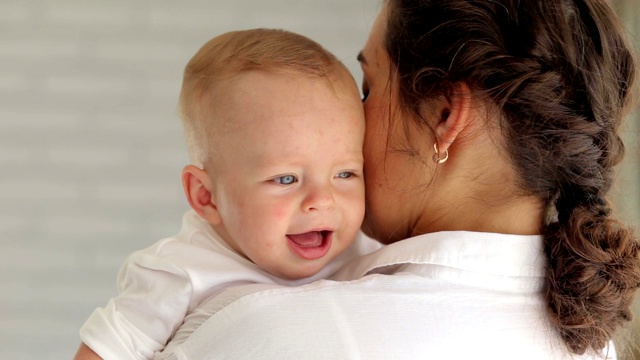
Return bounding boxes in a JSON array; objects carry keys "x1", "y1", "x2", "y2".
[{"x1": 302, "y1": 185, "x2": 335, "y2": 211}]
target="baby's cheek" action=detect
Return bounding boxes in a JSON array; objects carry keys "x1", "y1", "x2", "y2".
[{"x1": 269, "y1": 203, "x2": 290, "y2": 221}]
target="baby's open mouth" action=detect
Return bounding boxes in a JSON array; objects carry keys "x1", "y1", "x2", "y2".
[
  {"x1": 287, "y1": 230, "x2": 330, "y2": 248},
  {"x1": 286, "y1": 231, "x2": 332, "y2": 260}
]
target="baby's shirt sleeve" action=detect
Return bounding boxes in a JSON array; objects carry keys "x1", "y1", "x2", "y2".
[{"x1": 79, "y1": 247, "x2": 193, "y2": 360}]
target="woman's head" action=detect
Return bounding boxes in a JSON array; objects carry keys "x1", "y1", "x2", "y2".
[
  {"x1": 361, "y1": 0, "x2": 640, "y2": 355},
  {"x1": 382, "y1": 0, "x2": 635, "y2": 206},
  {"x1": 359, "y1": 2, "x2": 547, "y2": 243}
]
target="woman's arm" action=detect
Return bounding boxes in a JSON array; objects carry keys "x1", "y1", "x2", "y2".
[{"x1": 73, "y1": 343, "x2": 102, "y2": 360}]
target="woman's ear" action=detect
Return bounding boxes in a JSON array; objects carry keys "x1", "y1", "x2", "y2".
[
  {"x1": 181, "y1": 165, "x2": 222, "y2": 225},
  {"x1": 434, "y1": 82, "x2": 472, "y2": 154}
]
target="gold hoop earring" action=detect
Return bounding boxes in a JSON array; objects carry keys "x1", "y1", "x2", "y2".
[{"x1": 432, "y1": 143, "x2": 449, "y2": 164}]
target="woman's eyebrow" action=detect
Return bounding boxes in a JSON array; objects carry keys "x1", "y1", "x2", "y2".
[{"x1": 357, "y1": 51, "x2": 367, "y2": 65}]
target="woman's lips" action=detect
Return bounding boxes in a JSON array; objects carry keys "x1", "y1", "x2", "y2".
[{"x1": 287, "y1": 231, "x2": 332, "y2": 260}]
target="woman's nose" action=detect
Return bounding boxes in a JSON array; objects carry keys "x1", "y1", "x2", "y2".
[{"x1": 302, "y1": 184, "x2": 335, "y2": 212}]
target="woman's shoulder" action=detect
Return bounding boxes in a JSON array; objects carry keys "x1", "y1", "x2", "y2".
[
  {"x1": 162, "y1": 271, "x2": 607, "y2": 360},
  {"x1": 160, "y1": 229, "x2": 613, "y2": 360}
]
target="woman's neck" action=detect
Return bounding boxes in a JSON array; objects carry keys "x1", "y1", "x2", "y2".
[{"x1": 411, "y1": 193, "x2": 545, "y2": 237}]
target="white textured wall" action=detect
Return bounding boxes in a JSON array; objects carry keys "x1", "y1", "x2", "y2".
[
  {"x1": 0, "y1": 1, "x2": 378, "y2": 359},
  {"x1": 1, "y1": 1, "x2": 638, "y2": 359}
]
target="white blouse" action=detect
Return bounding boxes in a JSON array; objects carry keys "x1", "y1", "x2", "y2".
[{"x1": 158, "y1": 231, "x2": 616, "y2": 360}]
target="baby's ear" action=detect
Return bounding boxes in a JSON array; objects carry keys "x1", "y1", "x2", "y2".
[{"x1": 181, "y1": 165, "x2": 222, "y2": 224}]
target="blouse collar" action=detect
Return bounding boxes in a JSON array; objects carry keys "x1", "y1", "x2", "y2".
[{"x1": 332, "y1": 231, "x2": 545, "y2": 281}]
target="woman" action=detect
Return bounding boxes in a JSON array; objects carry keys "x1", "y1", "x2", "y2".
[
  {"x1": 158, "y1": 0, "x2": 640, "y2": 358},
  {"x1": 357, "y1": 0, "x2": 640, "y2": 356}
]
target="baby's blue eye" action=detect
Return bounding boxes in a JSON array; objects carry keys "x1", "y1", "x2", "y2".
[
  {"x1": 337, "y1": 172, "x2": 354, "y2": 179},
  {"x1": 274, "y1": 175, "x2": 297, "y2": 185}
]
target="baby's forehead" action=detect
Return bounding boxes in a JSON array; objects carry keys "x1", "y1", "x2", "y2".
[
  {"x1": 205, "y1": 69, "x2": 358, "y2": 117},
  {"x1": 199, "y1": 69, "x2": 362, "y2": 144},
  {"x1": 224, "y1": 68, "x2": 356, "y2": 94}
]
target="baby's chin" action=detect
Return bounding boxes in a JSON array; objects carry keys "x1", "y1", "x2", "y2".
[{"x1": 274, "y1": 261, "x2": 330, "y2": 281}]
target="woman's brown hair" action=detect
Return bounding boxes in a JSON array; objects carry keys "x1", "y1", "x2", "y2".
[{"x1": 385, "y1": 0, "x2": 640, "y2": 355}]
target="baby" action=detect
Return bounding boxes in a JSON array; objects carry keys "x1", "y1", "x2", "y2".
[{"x1": 74, "y1": 29, "x2": 382, "y2": 360}]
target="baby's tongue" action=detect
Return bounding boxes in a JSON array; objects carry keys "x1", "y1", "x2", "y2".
[{"x1": 288, "y1": 231, "x2": 322, "y2": 247}]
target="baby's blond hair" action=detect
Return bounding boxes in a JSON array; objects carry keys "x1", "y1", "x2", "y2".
[{"x1": 179, "y1": 28, "x2": 352, "y2": 167}]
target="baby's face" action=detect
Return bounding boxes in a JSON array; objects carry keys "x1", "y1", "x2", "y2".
[{"x1": 206, "y1": 70, "x2": 365, "y2": 279}]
